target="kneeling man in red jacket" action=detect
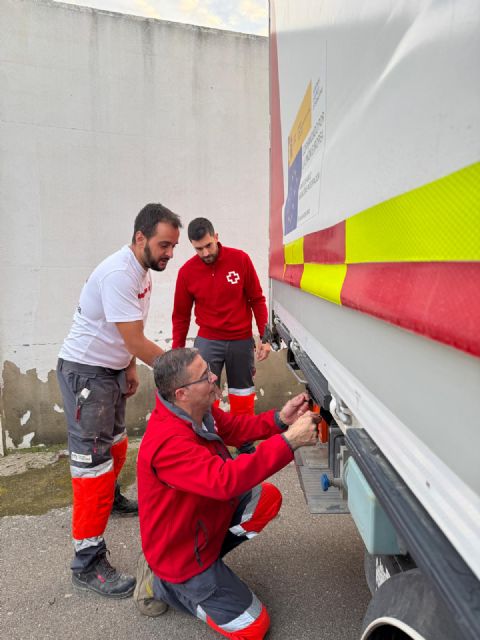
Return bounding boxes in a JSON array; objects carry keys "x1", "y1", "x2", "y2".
[{"x1": 136, "y1": 347, "x2": 319, "y2": 639}]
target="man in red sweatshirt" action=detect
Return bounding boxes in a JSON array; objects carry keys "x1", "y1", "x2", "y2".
[
  {"x1": 172, "y1": 218, "x2": 271, "y2": 433},
  {"x1": 136, "y1": 347, "x2": 319, "y2": 639}
]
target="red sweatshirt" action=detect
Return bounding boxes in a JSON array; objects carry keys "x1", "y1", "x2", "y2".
[
  {"x1": 172, "y1": 244, "x2": 268, "y2": 347},
  {"x1": 137, "y1": 395, "x2": 293, "y2": 583}
]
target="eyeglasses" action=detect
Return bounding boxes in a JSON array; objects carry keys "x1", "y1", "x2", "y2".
[{"x1": 177, "y1": 363, "x2": 214, "y2": 389}]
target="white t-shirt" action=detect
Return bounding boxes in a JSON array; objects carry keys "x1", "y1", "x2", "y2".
[{"x1": 59, "y1": 245, "x2": 152, "y2": 369}]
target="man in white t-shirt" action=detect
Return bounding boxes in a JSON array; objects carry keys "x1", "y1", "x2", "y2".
[{"x1": 57, "y1": 203, "x2": 181, "y2": 599}]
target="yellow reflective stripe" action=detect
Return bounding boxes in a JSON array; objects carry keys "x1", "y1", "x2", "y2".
[
  {"x1": 284, "y1": 237, "x2": 304, "y2": 264},
  {"x1": 300, "y1": 264, "x2": 347, "y2": 305},
  {"x1": 345, "y1": 163, "x2": 480, "y2": 263}
]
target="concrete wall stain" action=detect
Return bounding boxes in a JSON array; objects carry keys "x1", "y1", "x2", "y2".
[
  {"x1": 2, "y1": 361, "x2": 66, "y2": 449},
  {"x1": 0, "y1": 0, "x2": 284, "y2": 454},
  {"x1": 1, "y1": 351, "x2": 302, "y2": 452}
]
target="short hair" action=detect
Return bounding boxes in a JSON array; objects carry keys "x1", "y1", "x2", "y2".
[
  {"x1": 132, "y1": 203, "x2": 182, "y2": 243},
  {"x1": 188, "y1": 217, "x2": 215, "y2": 241},
  {"x1": 153, "y1": 348, "x2": 199, "y2": 403}
]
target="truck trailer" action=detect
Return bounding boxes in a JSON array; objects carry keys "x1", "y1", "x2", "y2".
[{"x1": 268, "y1": 2, "x2": 480, "y2": 638}]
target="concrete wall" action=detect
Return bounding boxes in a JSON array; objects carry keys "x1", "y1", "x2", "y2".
[{"x1": 0, "y1": 0, "x2": 299, "y2": 452}]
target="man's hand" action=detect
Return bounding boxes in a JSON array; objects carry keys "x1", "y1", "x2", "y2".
[
  {"x1": 255, "y1": 340, "x2": 271, "y2": 362},
  {"x1": 279, "y1": 392, "x2": 310, "y2": 426},
  {"x1": 283, "y1": 412, "x2": 318, "y2": 450},
  {"x1": 124, "y1": 360, "x2": 139, "y2": 398}
]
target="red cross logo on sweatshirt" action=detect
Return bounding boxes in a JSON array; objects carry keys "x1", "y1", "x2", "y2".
[{"x1": 226, "y1": 271, "x2": 240, "y2": 284}]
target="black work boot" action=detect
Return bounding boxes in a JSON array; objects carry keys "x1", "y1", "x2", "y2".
[
  {"x1": 112, "y1": 483, "x2": 138, "y2": 516},
  {"x1": 72, "y1": 553, "x2": 136, "y2": 598}
]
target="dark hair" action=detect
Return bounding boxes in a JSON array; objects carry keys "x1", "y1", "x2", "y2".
[
  {"x1": 153, "y1": 348, "x2": 199, "y2": 403},
  {"x1": 188, "y1": 217, "x2": 215, "y2": 241},
  {"x1": 132, "y1": 203, "x2": 182, "y2": 243}
]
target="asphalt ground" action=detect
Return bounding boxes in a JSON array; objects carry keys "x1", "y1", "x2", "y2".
[{"x1": 0, "y1": 462, "x2": 371, "y2": 640}]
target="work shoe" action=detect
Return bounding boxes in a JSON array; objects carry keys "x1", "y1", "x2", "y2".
[
  {"x1": 112, "y1": 485, "x2": 138, "y2": 516},
  {"x1": 72, "y1": 553, "x2": 136, "y2": 599},
  {"x1": 133, "y1": 552, "x2": 168, "y2": 617}
]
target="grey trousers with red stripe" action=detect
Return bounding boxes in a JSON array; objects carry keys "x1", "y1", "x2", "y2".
[
  {"x1": 152, "y1": 482, "x2": 281, "y2": 639},
  {"x1": 193, "y1": 336, "x2": 256, "y2": 392},
  {"x1": 194, "y1": 336, "x2": 257, "y2": 453},
  {"x1": 56, "y1": 358, "x2": 128, "y2": 571}
]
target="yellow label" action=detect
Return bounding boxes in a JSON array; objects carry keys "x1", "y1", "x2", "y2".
[{"x1": 288, "y1": 82, "x2": 312, "y2": 167}]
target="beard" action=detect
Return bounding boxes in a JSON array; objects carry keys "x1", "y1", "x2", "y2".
[
  {"x1": 200, "y1": 250, "x2": 219, "y2": 265},
  {"x1": 144, "y1": 243, "x2": 168, "y2": 271}
]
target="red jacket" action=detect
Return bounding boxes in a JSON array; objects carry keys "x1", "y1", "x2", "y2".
[
  {"x1": 137, "y1": 395, "x2": 293, "y2": 583},
  {"x1": 172, "y1": 244, "x2": 268, "y2": 347}
]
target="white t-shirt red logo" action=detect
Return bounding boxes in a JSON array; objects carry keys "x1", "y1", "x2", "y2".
[
  {"x1": 138, "y1": 283, "x2": 151, "y2": 299},
  {"x1": 226, "y1": 271, "x2": 240, "y2": 284}
]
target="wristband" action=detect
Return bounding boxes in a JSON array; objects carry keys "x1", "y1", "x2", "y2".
[
  {"x1": 281, "y1": 433, "x2": 294, "y2": 452},
  {"x1": 274, "y1": 411, "x2": 289, "y2": 431}
]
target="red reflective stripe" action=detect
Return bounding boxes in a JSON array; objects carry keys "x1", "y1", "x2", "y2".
[
  {"x1": 111, "y1": 437, "x2": 128, "y2": 478},
  {"x1": 269, "y1": 5, "x2": 285, "y2": 282},
  {"x1": 283, "y1": 264, "x2": 303, "y2": 288},
  {"x1": 241, "y1": 482, "x2": 282, "y2": 535},
  {"x1": 228, "y1": 393, "x2": 255, "y2": 416},
  {"x1": 206, "y1": 605, "x2": 270, "y2": 639},
  {"x1": 341, "y1": 262, "x2": 480, "y2": 357},
  {"x1": 71, "y1": 471, "x2": 115, "y2": 539},
  {"x1": 303, "y1": 221, "x2": 346, "y2": 264}
]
